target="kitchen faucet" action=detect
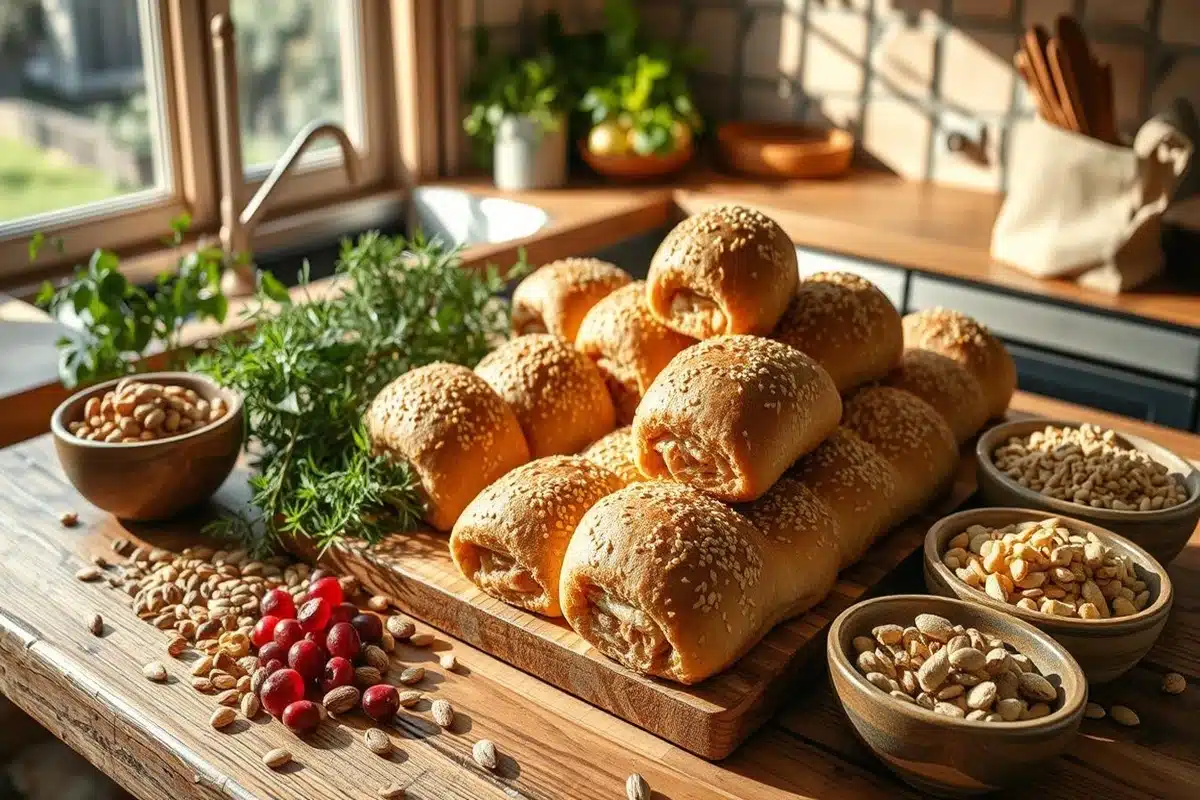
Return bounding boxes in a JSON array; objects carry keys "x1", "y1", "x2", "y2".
[{"x1": 209, "y1": 13, "x2": 360, "y2": 296}]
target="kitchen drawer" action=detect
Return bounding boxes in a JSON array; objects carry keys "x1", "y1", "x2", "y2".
[
  {"x1": 795, "y1": 247, "x2": 907, "y2": 309},
  {"x1": 1008, "y1": 342, "x2": 1198, "y2": 430},
  {"x1": 908, "y1": 276, "x2": 1200, "y2": 383}
]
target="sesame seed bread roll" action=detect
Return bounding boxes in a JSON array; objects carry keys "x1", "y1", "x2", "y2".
[
  {"x1": 560, "y1": 482, "x2": 780, "y2": 684},
  {"x1": 575, "y1": 282, "x2": 698, "y2": 424},
  {"x1": 582, "y1": 427, "x2": 647, "y2": 486},
  {"x1": 646, "y1": 205, "x2": 798, "y2": 339},
  {"x1": 770, "y1": 271, "x2": 903, "y2": 393},
  {"x1": 475, "y1": 334, "x2": 616, "y2": 458},
  {"x1": 883, "y1": 348, "x2": 990, "y2": 444},
  {"x1": 367, "y1": 363, "x2": 531, "y2": 531},
  {"x1": 840, "y1": 386, "x2": 958, "y2": 518},
  {"x1": 902, "y1": 308, "x2": 1015, "y2": 420},
  {"x1": 450, "y1": 456, "x2": 623, "y2": 617},
  {"x1": 633, "y1": 336, "x2": 841, "y2": 502},
  {"x1": 511, "y1": 258, "x2": 632, "y2": 343}
]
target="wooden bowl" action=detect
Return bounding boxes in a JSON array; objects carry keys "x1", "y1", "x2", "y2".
[
  {"x1": 578, "y1": 140, "x2": 693, "y2": 181},
  {"x1": 828, "y1": 594, "x2": 1086, "y2": 797},
  {"x1": 976, "y1": 418, "x2": 1200, "y2": 565},
  {"x1": 924, "y1": 508, "x2": 1173, "y2": 684},
  {"x1": 50, "y1": 372, "x2": 243, "y2": 520},
  {"x1": 717, "y1": 122, "x2": 854, "y2": 179}
]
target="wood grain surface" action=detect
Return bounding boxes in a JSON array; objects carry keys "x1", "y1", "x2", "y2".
[{"x1": 0, "y1": 392, "x2": 1198, "y2": 800}]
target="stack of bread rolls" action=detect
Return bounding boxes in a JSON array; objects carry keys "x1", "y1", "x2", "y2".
[{"x1": 367, "y1": 204, "x2": 1015, "y2": 686}]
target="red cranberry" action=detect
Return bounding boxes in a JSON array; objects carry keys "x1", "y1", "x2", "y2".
[
  {"x1": 260, "y1": 668, "x2": 305, "y2": 717},
  {"x1": 330, "y1": 602, "x2": 357, "y2": 626},
  {"x1": 262, "y1": 658, "x2": 284, "y2": 676},
  {"x1": 273, "y1": 618, "x2": 305, "y2": 651},
  {"x1": 260, "y1": 588, "x2": 297, "y2": 620},
  {"x1": 361, "y1": 684, "x2": 399, "y2": 722},
  {"x1": 288, "y1": 639, "x2": 326, "y2": 683},
  {"x1": 351, "y1": 612, "x2": 383, "y2": 643},
  {"x1": 325, "y1": 621, "x2": 361, "y2": 661},
  {"x1": 298, "y1": 598, "x2": 331, "y2": 634},
  {"x1": 257, "y1": 641, "x2": 287, "y2": 667},
  {"x1": 320, "y1": 656, "x2": 355, "y2": 693},
  {"x1": 251, "y1": 615, "x2": 280, "y2": 648},
  {"x1": 282, "y1": 700, "x2": 322, "y2": 734},
  {"x1": 307, "y1": 576, "x2": 344, "y2": 607}
]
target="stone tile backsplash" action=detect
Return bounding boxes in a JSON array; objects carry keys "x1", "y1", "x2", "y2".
[{"x1": 459, "y1": 0, "x2": 1200, "y2": 193}]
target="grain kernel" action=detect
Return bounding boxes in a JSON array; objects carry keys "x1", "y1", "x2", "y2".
[{"x1": 1111, "y1": 705, "x2": 1140, "y2": 726}]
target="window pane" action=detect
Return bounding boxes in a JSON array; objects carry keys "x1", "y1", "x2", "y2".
[
  {"x1": 230, "y1": 0, "x2": 359, "y2": 172},
  {"x1": 0, "y1": 0, "x2": 169, "y2": 226}
]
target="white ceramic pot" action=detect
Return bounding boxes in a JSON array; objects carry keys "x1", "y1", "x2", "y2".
[{"x1": 493, "y1": 113, "x2": 566, "y2": 191}]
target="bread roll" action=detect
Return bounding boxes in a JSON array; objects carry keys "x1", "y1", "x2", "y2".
[
  {"x1": 840, "y1": 386, "x2": 958, "y2": 517},
  {"x1": 475, "y1": 334, "x2": 616, "y2": 458},
  {"x1": 633, "y1": 336, "x2": 841, "y2": 501},
  {"x1": 883, "y1": 348, "x2": 989, "y2": 444},
  {"x1": 771, "y1": 271, "x2": 903, "y2": 393},
  {"x1": 367, "y1": 363, "x2": 530, "y2": 531},
  {"x1": 646, "y1": 205, "x2": 798, "y2": 339},
  {"x1": 575, "y1": 282, "x2": 697, "y2": 423},
  {"x1": 511, "y1": 258, "x2": 632, "y2": 342},
  {"x1": 902, "y1": 308, "x2": 1015, "y2": 419},
  {"x1": 451, "y1": 456, "x2": 623, "y2": 617},
  {"x1": 560, "y1": 482, "x2": 778, "y2": 683},
  {"x1": 582, "y1": 427, "x2": 647, "y2": 486}
]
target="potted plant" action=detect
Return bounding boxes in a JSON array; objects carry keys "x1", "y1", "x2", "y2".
[{"x1": 463, "y1": 31, "x2": 569, "y2": 191}]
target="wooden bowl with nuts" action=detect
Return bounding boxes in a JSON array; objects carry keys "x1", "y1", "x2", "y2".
[
  {"x1": 828, "y1": 594, "x2": 1086, "y2": 797},
  {"x1": 924, "y1": 508, "x2": 1173, "y2": 684},
  {"x1": 50, "y1": 372, "x2": 243, "y2": 520},
  {"x1": 976, "y1": 418, "x2": 1200, "y2": 565}
]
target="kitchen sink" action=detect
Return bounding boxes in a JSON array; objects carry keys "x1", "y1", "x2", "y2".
[{"x1": 408, "y1": 187, "x2": 550, "y2": 248}]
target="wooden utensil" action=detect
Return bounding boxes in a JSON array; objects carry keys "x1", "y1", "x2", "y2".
[
  {"x1": 1055, "y1": 15, "x2": 1099, "y2": 133},
  {"x1": 1093, "y1": 61, "x2": 1118, "y2": 143},
  {"x1": 1014, "y1": 51, "x2": 1057, "y2": 125},
  {"x1": 1021, "y1": 26, "x2": 1067, "y2": 128},
  {"x1": 1048, "y1": 39, "x2": 1089, "y2": 136}
]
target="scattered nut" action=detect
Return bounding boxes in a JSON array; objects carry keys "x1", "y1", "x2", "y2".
[
  {"x1": 1111, "y1": 705, "x2": 1140, "y2": 727},
  {"x1": 166, "y1": 635, "x2": 188, "y2": 658},
  {"x1": 262, "y1": 748, "x2": 292, "y2": 769},
  {"x1": 626, "y1": 773, "x2": 650, "y2": 800},
  {"x1": 59, "y1": 511, "x2": 79, "y2": 527},
  {"x1": 240, "y1": 692, "x2": 261, "y2": 719},
  {"x1": 399, "y1": 666, "x2": 425, "y2": 686},
  {"x1": 1084, "y1": 702, "x2": 1106, "y2": 719},
  {"x1": 86, "y1": 613, "x2": 104, "y2": 636},
  {"x1": 397, "y1": 690, "x2": 422, "y2": 708},
  {"x1": 408, "y1": 632, "x2": 434, "y2": 648},
  {"x1": 354, "y1": 666, "x2": 383, "y2": 687},
  {"x1": 216, "y1": 689, "x2": 241, "y2": 707},
  {"x1": 363, "y1": 645, "x2": 389, "y2": 672},
  {"x1": 386, "y1": 616, "x2": 415, "y2": 641},
  {"x1": 430, "y1": 698, "x2": 454, "y2": 728},
  {"x1": 364, "y1": 728, "x2": 392, "y2": 757},
  {"x1": 209, "y1": 707, "x2": 237, "y2": 730},
  {"x1": 75, "y1": 566, "x2": 102, "y2": 582},
  {"x1": 439, "y1": 653, "x2": 458, "y2": 671},
  {"x1": 367, "y1": 594, "x2": 391, "y2": 612},
  {"x1": 142, "y1": 661, "x2": 168, "y2": 682},
  {"x1": 323, "y1": 685, "x2": 361, "y2": 715},
  {"x1": 472, "y1": 739, "x2": 498, "y2": 770},
  {"x1": 1162, "y1": 672, "x2": 1187, "y2": 695}
]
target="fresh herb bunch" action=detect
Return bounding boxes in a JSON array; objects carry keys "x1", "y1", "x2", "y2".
[
  {"x1": 33, "y1": 215, "x2": 233, "y2": 388},
  {"x1": 191, "y1": 232, "x2": 526, "y2": 555}
]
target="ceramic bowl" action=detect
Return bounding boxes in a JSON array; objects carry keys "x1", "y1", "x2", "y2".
[
  {"x1": 50, "y1": 372, "x2": 243, "y2": 520},
  {"x1": 975, "y1": 418, "x2": 1199, "y2": 565},
  {"x1": 924, "y1": 507, "x2": 1173, "y2": 684},
  {"x1": 828, "y1": 594, "x2": 1086, "y2": 797},
  {"x1": 578, "y1": 140, "x2": 693, "y2": 180},
  {"x1": 717, "y1": 121, "x2": 854, "y2": 179}
]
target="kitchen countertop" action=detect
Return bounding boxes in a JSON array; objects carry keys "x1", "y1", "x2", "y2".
[{"x1": 0, "y1": 391, "x2": 1197, "y2": 800}]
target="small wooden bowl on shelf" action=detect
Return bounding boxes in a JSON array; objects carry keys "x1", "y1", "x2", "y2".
[
  {"x1": 975, "y1": 418, "x2": 1200, "y2": 565},
  {"x1": 50, "y1": 371, "x2": 244, "y2": 521},
  {"x1": 828, "y1": 594, "x2": 1086, "y2": 797},
  {"x1": 577, "y1": 140, "x2": 693, "y2": 181},
  {"x1": 717, "y1": 121, "x2": 854, "y2": 179},
  {"x1": 924, "y1": 507, "x2": 1173, "y2": 684}
]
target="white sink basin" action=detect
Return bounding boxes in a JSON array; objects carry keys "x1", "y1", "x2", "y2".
[{"x1": 410, "y1": 187, "x2": 549, "y2": 248}]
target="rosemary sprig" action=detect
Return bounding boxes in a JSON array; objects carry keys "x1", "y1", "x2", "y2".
[{"x1": 191, "y1": 232, "x2": 525, "y2": 555}]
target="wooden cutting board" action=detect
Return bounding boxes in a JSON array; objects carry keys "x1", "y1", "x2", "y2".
[{"x1": 290, "y1": 450, "x2": 982, "y2": 760}]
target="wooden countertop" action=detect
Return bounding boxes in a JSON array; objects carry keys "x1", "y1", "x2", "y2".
[{"x1": 1, "y1": 391, "x2": 1197, "y2": 800}]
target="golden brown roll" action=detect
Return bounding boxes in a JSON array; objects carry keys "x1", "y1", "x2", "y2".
[
  {"x1": 883, "y1": 348, "x2": 989, "y2": 445},
  {"x1": 646, "y1": 205, "x2": 798, "y2": 339},
  {"x1": 511, "y1": 258, "x2": 632, "y2": 342},
  {"x1": 575, "y1": 282, "x2": 697, "y2": 423},
  {"x1": 840, "y1": 385, "x2": 958, "y2": 517},
  {"x1": 902, "y1": 308, "x2": 1015, "y2": 419},
  {"x1": 560, "y1": 482, "x2": 778, "y2": 684},
  {"x1": 633, "y1": 335, "x2": 841, "y2": 501},
  {"x1": 366, "y1": 363, "x2": 530, "y2": 531},
  {"x1": 771, "y1": 271, "x2": 903, "y2": 393},
  {"x1": 475, "y1": 334, "x2": 616, "y2": 458},
  {"x1": 581, "y1": 426, "x2": 647, "y2": 486},
  {"x1": 450, "y1": 456, "x2": 623, "y2": 617}
]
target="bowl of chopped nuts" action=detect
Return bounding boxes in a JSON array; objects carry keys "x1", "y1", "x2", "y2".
[
  {"x1": 828, "y1": 594, "x2": 1086, "y2": 796},
  {"x1": 975, "y1": 419, "x2": 1200, "y2": 565},
  {"x1": 924, "y1": 508, "x2": 1173, "y2": 684},
  {"x1": 51, "y1": 372, "x2": 243, "y2": 520}
]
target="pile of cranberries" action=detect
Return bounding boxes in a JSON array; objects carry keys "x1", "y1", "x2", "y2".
[{"x1": 250, "y1": 574, "x2": 398, "y2": 734}]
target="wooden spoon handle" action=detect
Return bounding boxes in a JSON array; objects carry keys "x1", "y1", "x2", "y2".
[
  {"x1": 1022, "y1": 27, "x2": 1067, "y2": 128},
  {"x1": 1094, "y1": 62, "x2": 1118, "y2": 143},
  {"x1": 1048, "y1": 39, "x2": 1088, "y2": 135},
  {"x1": 1014, "y1": 51, "x2": 1056, "y2": 125}
]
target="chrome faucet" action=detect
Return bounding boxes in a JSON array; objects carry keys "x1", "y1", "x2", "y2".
[{"x1": 209, "y1": 13, "x2": 360, "y2": 295}]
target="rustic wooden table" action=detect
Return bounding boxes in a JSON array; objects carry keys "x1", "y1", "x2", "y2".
[{"x1": 0, "y1": 390, "x2": 1196, "y2": 800}]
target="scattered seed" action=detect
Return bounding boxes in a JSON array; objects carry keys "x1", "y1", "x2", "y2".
[
  {"x1": 626, "y1": 773, "x2": 650, "y2": 800},
  {"x1": 216, "y1": 689, "x2": 241, "y2": 707},
  {"x1": 86, "y1": 613, "x2": 104, "y2": 636},
  {"x1": 91, "y1": 554, "x2": 108, "y2": 568},
  {"x1": 1084, "y1": 702, "x2": 1106, "y2": 719},
  {"x1": 354, "y1": 666, "x2": 383, "y2": 687},
  {"x1": 376, "y1": 784, "x2": 406, "y2": 799},
  {"x1": 59, "y1": 511, "x2": 79, "y2": 527},
  {"x1": 408, "y1": 632, "x2": 434, "y2": 647},
  {"x1": 75, "y1": 566, "x2": 102, "y2": 582},
  {"x1": 386, "y1": 616, "x2": 415, "y2": 640},
  {"x1": 192, "y1": 677, "x2": 214, "y2": 693},
  {"x1": 473, "y1": 739, "x2": 498, "y2": 770},
  {"x1": 166, "y1": 635, "x2": 188, "y2": 657},
  {"x1": 1111, "y1": 705, "x2": 1140, "y2": 727},
  {"x1": 380, "y1": 631, "x2": 396, "y2": 652},
  {"x1": 241, "y1": 692, "x2": 261, "y2": 719},
  {"x1": 439, "y1": 653, "x2": 458, "y2": 671},
  {"x1": 212, "y1": 673, "x2": 237, "y2": 691},
  {"x1": 430, "y1": 698, "x2": 454, "y2": 728},
  {"x1": 367, "y1": 594, "x2": 391, "y2": 612},
  {"x1": 210, "y1": 707, "x2": 236, "y2": 730},
  {"x1": 1163, "y1": 672, "x2": 1187, "y2": 695},
  {"x1": 262, "y1": 748, "x2": 292, "y2": 769},
  {"x1": 363, "y1": 645, "x2": 389, "y2": 672},
  {"x1": 399, "y1": 666, "x2": 424, "y2": 686},
  {"x1": 364, "y1": 728, "x2": 392, "y2": 757},
  {"x1": 142, "y1": 661, "x2": 167, "y2": 682},
  {"x1": 323, "y1": 685, "x2": 361, "y2": 714},
  {"x1": 190, "y1": 655, "x2": 214, "y2": 677},
  {"x1": 397, "y1": 690, "x2": 422, "y2": 708}
]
